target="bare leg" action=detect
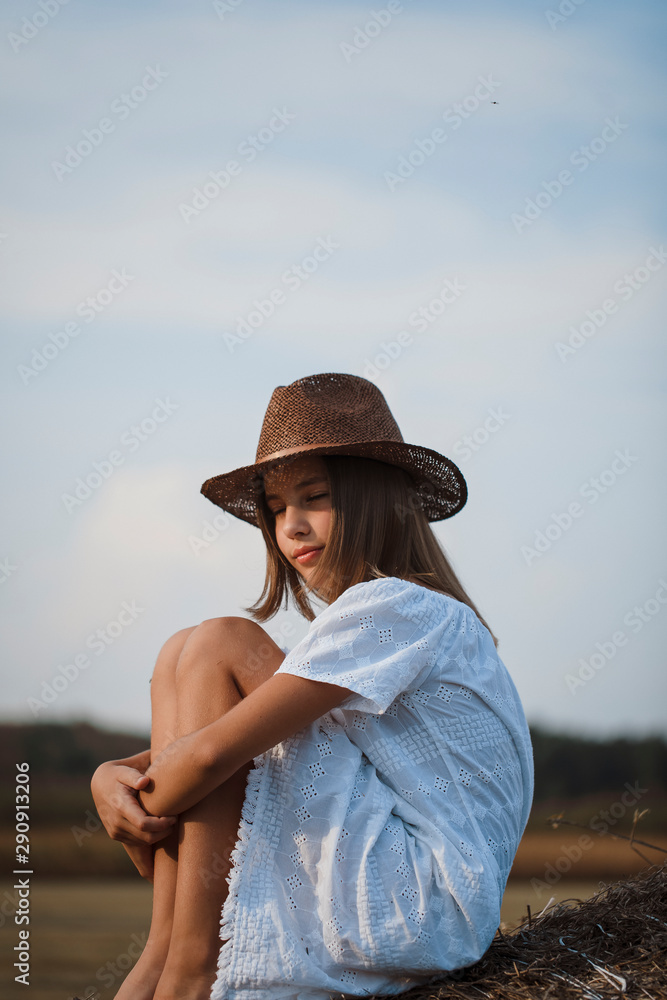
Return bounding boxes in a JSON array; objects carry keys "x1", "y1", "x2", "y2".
[
  {"x1": 114, "y1": 627, "x2": 195, "y2": 1000},
  {"x1": 115, "y1": 617, "x2": 285, "y2": 1000}
]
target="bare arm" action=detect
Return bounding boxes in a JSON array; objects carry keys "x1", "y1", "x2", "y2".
[{"x1": 139, "y1": 674, "x2": 351, "y2": 817}]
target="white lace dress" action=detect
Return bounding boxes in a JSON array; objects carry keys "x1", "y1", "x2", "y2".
[{"x1": 211, "y1": 577, "x2": 534, "y2": 1000}]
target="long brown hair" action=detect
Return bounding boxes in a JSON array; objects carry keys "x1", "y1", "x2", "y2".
[{"x1": 244, "y1": 454, "x2": 498, "y2": 646}]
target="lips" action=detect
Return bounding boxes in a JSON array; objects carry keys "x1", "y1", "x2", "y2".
[{"x1": 294, "y1": 547, "x2": 323, "y2": 563}]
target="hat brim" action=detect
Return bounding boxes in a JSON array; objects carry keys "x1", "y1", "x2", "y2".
[{"x1": 200, "y1": 441, "x2": 467, "y2": 526}]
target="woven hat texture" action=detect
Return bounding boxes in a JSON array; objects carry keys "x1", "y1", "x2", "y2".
[{"x1": 200, "y1": 372, "x2": 467, "y2": 526}]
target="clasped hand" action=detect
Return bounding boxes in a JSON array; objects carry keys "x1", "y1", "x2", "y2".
[{"x1": 91, "y1": 753, "x2": 176, "y2": 881}]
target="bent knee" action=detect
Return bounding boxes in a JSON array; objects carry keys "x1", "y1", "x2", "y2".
[
  {"x1": 151, "y1": 625, "x2": 198, "y2": 687},
  {"x1": 177, "y1": 616, "x2": 285, "y2": 693},
  {"x1": 183, "y1": 615, "x2": 270, "y2": 658}
]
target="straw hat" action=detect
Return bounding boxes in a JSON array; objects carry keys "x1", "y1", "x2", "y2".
[{"x1": 200, "y1": 372, "x2": 467, "y2": 526}]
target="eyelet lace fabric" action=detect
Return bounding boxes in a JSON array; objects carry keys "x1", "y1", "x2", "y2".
[{"x1": 211, "y1": 577, "x2": 534, "y2": 1000}]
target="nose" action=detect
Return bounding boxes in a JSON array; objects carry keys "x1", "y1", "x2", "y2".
[{"x1": 282, "y1": 503, "x2": 311, "y2": 537}]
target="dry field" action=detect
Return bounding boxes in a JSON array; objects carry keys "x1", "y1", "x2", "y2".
[
  {"x1": 510, "y1": 826, "x2": 667, "y2": 882},
  {"x1": 0, "y1": 877, "x2": 608, "y2": 1000}
]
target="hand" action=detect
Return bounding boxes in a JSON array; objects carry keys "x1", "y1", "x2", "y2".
[{"x1": 91, "y1": 759, "x2": 176, "y2": 847}]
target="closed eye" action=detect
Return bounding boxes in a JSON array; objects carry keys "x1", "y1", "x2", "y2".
[{"x1": 268, "y1": 492, "x2": 329, "y2": 516}]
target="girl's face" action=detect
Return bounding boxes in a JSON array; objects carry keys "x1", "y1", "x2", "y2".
[{"x1": 263, "y1": 454, "x2": 332, "y2": 581}]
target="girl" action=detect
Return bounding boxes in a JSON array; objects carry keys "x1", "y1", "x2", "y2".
[{"x1": 91, "y1": 372, "x2": 534, "y2": 1000}]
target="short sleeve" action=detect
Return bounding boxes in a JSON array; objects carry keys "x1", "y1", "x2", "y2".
[{"x1": 275, "y1": 578, "x2": 455, "y2": 714}]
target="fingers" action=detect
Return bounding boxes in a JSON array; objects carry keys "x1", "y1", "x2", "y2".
[
  {"x1": 119, "y1": 788, "x2": 176, "y2": 831},
  {"x1": 92, "y1": 762, "x2": 176, "y2": 846},
  {"x1": 127, "y1": 808, "x2": 177, "y2": 839},
  {"x1": 111, "y1": 822, "x2": 174, "y2": 846},
  {"x1": 139, "y1": 814, "x2": 177, "y2": 833},
  {"x1": 109, "y1": 804, "x2": 176, "y2": 845},
  {"x1": 115, "y1": 765, "x2": 151, "y2": 790}
]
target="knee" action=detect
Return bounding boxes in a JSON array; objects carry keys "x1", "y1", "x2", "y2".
[
  {"x1": 151, "y1": 625, "x2": 198, "y2": 690},
  {"x1": 184, "y1": 616, "x2": 262, "y2": 655},
  {"x1": 178, "y1": 616, "x2": 265, "y2": 667},
  {"x1": 176, "y1": 616, "x2": 283, "y2": 692}
]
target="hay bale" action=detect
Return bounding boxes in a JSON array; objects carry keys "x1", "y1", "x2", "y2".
[{"x1": 374, "y1": 863, "x2": 667, "y2": 999}]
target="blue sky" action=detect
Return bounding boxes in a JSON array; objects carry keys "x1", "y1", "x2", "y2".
[{"x1": 1, "y1": 0, "x2": 665, "y2": 738}]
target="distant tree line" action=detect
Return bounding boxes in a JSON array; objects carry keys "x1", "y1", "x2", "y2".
[
  {"x1": 0, "y1": 721, "x2": 665, "y2": 826},
  {"x1": 529, "y1": 726, "x2": 667, "y2": 801}
]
